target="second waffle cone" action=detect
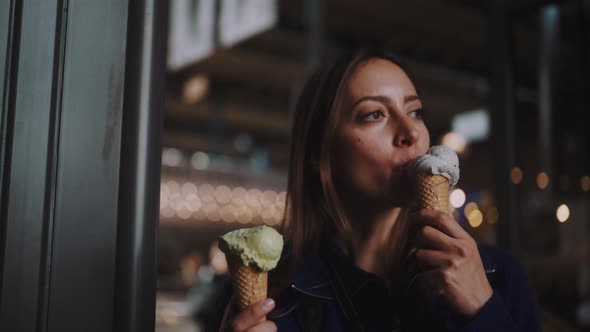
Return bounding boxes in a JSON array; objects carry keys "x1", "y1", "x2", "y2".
[
  {"x1": 226, "y1": 255, "x2": 268, "y2": 320},
  {"x1": 415, "y1": 173, "x2": 450, "y2": 212}
]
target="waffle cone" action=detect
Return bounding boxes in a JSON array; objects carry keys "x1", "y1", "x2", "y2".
[
  {"x1": 226, "y1": 255, "x2": 268, "y2": 318},
  {"x1": 415, "y1": 173, "x2": 450, "y2": 212}
]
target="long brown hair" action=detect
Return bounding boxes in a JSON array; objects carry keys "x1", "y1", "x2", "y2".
[{"x1": 275, "y1": 49, "x2": 420, "y2": 291}]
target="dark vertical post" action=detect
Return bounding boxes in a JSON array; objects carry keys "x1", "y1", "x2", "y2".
[
  {"x1": 580, "y1": 0, "x2": 590, "y2": 301},
  {"x1": 114, "y1": 0, "x2": 168, "y2": 332},
  {"x1": 581, "y1": 1, "x2": 590, "y2": 175},
  {"x1": 45, "y1": 1, "x2": 129, "y2": 331},
  {"x1": 0, "y1": 2, "x2": 65, "y2": 331},
  {"x1": 304, "y1": 0, "x2": 324, "y2": 75},
  {"x1": 0, "y1": 0, "x2": 167, "y2": 331},
  {"x1": 289, "y1": 0, "x2": 324, "y2": 117},
  {"x1": 489, "y1": 1, "x2": 518, "y2": 252},
  {"x1": 0, "y1": 1, "x2": 20, "y2": 297},
  {"x1": 539, "y1": 5, "x2": 559, "y2": 195},
  {"x1": 0, "y1": 0, "x2": 17, "y2": 148}
]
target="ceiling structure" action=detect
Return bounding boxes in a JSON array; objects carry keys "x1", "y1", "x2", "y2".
[{"x1": 164, "y1": 0, "x2": 585, "y2": 173}]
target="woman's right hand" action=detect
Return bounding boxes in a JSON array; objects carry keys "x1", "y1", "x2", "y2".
[{"x1": 229, "y1": 298, "x2": 277, "y2": 332}]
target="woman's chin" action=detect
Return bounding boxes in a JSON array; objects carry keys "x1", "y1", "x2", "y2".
[
  {"x1": 386, "y1": 195, "x2": 413, "y2": 208},
  {"x1": 388, "y1": 180, "x2": 414, "y2": 207}
]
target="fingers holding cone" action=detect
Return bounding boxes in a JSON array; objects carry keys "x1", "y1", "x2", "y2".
[{"x1": 407, "y1": 145, "x2": 460, "y2": 280}]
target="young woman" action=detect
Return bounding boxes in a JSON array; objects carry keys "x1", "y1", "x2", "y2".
[{"x1": 213, "y1": 49, "x2": 541, "y2": 332}]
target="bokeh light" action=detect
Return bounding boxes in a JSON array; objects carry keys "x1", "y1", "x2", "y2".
[
  {"x1": 181, "y1": 182, "x2": 197, "y2": 196},
  {"x1": 199, "y1": 184, "x2": 215, "y2": 203},
  {"x1": 467, "y1": 209, "x2": 483, "y2": 228},
  {"x1": 162, "y1": 148, "x2": 183, "y2": 167},
  {"x1": 247, "y1": 189, "x2": 262, "y2": 207},
  {"x1": 556, "y1": 204, "x2": 570, "y2": 223},
  {"x1": 231, "y1": 187, "x2": 247, "y2": 204},
  {"x1": 190, "y1": 151, "x2": 210, "y2": 170},
  {"x1": 464, "y1": 202, "x2": 479, "y2": 218},
  {"x1": 262, "y1": 190, "x2": 277, "y2": 206},
  {"x1": 511, "y1": 167, "x2": 523, "y2": 184},
  {"x1": 450, "y1": 188, "x2": 466, "y2": 208},
  {"x1": 581, "y1": 176, "x2": 590, "y2": 192},
  {"x1": 537, "y1": 172, "x2": 549, "y2": 189},
  {"x1": 441, "y1": 132, "x2": 467, "y2": 153},
  {"x1": 215, "y1": 185, "x2": 232, "y2": 205},
  {"x1": 276, "y1": 191, "x2": 287, "y2": 207}
]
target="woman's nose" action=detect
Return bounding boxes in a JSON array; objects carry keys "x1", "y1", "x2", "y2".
[{"x1": 394, "y1": 118, "x2": 419, "y2": 147}]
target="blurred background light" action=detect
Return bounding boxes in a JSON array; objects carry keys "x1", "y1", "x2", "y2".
[
  {"x1": 162, "y1": 148, "x2": 183, "y2": 167},
  {"x1": 511, "y1": 167, "x2": 523, "y2": 184},
  {"x1": 231, "y1": 187, "x2": 247, "y2": 204},
  {"x1": 182, "y1": 74, "x2": 209, "y2": 104},
  {"x1": 464, "y1": 202, "x2": 479, "y2": 218},
  {"x1": 581, "y1": 175, "x2": 590, "y2": 192},
  {"x1": 199, "y1": 184, "x2": 215, "y2": 202},
  {"x1": 191, "y1": 152, "x2": 210, "y2": 170},
  {"x1": 214, "y1": 186, "x2": 232, "y2": 205},
  {"x1": 181, "y1": 182, "x2": 197, "y2": 195},
  {"x1": 441, "y1": 132, "x2": 467, "y2": 153},
  {"x1": 451, "y1": 108, "x2": 490, "y2": 143},
  {"x1": 467, "y1": 209, "x2": 483, "y2": 228},
  {"x1": 537, "y1": 172, "x2": 550, "y2": 190},
  {"x1": 556, "y1": 204, "x2": 570, "y2": 223},
  {"x1": 167, "y1": 180, "x2": 180, "y2": 193},
  {"x1": 450, "y1": 188, "x2": 466, "y2": 208}
]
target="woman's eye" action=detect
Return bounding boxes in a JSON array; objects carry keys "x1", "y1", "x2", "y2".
[
  {"x1": 409, "y1": 108, "x2": 424, "y2": 119},
  {"x1": 361, "y1": 110, "x2": 385, "y2": 121}
]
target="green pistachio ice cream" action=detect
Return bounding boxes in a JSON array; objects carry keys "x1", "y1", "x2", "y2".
[{"x1": 218, "y1": 225, "x2": 284, "y2": 271}]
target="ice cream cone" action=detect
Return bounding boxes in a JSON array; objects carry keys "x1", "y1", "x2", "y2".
[
  {"x1": 218, "y1": 225, "x2": 283, "y2": 322},
  {"x1": 226, "y1": 254, "x2": 268, "y2": 319},
  {"x1": 415, "y1": 173, "x2": 450, "y2": 212}
]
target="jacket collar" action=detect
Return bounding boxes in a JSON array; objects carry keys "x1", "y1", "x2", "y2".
[
  {"x1": 290, "y1": 242, "x2": 387, "y2": 300},
  {"x1": 290, "y1": 245, "x2": 333, "y2": 299},
  {"x1": 290, "y1": 242, "x2": 498, "y2": 300}
]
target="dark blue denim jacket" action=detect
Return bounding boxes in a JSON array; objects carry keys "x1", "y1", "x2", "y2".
[{"x1": 212, "y1": 243, "x2": 541, "y2": 332}]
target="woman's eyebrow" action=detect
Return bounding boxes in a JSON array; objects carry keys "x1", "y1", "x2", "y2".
[
  {"x1": 404, "y1": 95, "x2": 420, "y2": 104},
  {"x1": 352, "y1": 94, "x2": 421, "y2": 108},
  {"x1": 351, "y1": 95, "x2": 389, "y2": 108}
]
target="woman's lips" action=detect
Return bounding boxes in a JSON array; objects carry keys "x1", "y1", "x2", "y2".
[{"x1": 393, "y1": 160, "x2": 415, "y2": 174}]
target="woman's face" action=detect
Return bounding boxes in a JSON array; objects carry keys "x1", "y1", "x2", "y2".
[{"x1": 331, "y1": 58, "x2": 430, "y2": 207}]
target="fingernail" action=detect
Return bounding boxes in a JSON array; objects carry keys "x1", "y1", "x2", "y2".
[{"x1": 262, "y1": 299, "x2": 275, "y2": 310}]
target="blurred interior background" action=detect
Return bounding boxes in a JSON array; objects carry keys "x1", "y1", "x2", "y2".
[{"x1": 154, "y1": 1, "x2": 590, "y2": 331}]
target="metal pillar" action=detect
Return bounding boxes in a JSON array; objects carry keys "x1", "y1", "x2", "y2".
[
  {"x1": 581, "y1": 1, "x2": 590, "y2": 175},
  {"x1": 539, "y1": 5, "x2": 559, "y2": 194},
  {"x1": 114, "y1": 0, "x2": 168, "y2": 332},
  {"x1": 489, "y1": 1, "x2": 518, "y2": 252},
  {"x1": 304, "y1": 0, "x2": 324, "y2": 75},
  {"x1": 0, "y1": 1, "x2": 167, "y2": 331}
]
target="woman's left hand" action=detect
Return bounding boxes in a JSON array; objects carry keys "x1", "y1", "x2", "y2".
[{"x1": 409, "y1": 209, "x2": 493, "y2": 318}]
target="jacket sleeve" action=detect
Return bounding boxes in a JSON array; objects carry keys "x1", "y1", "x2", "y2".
[
  {"x1": 203, "y1": 278, "x2": 234, "y2": 332},
  {"x1": 447, "y1": 247, "x2": 542, "y2": 332}
]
